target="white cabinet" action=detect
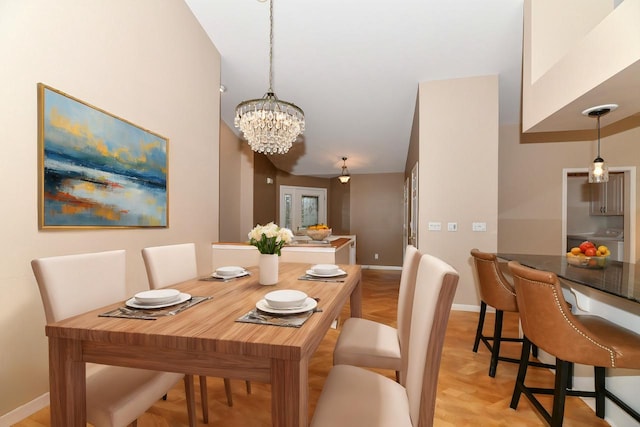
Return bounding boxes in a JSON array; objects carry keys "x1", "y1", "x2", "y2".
[{"x1": 590, "y1": 173, "x2": 624, "y2": 216}]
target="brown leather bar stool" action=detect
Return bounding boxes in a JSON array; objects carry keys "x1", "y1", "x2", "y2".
[
  {"x1": 508, "y1": 261, "x2": 640, "y2": 426},
  {"x1": 470, "y1": 249, "x2": 548, "y2": 377}
]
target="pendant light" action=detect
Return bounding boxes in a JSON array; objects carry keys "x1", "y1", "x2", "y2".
[
  {"x1": 234, "y1": 0, "x2": 305, "y2": 155},
  {"x1": 582, "y1": 104, "x2": 617, "y2": 184},
  {"x1": 338, "y1": 157, "x2": 350, "y2": 184}
]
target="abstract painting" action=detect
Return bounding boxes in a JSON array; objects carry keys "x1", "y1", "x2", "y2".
[{"x1": 38, "y1": 83, "x2": 168, "y2": 228}]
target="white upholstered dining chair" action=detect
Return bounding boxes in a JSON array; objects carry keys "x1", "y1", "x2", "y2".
[
  {"x1": 311, "y1": 253, "x2": 459, "y2": 427},
  {"x1": 142, "y1": 242, "x2": 251, "y2": 420},
  {"x1": 333, "y1": 245, "x2": 422, "y2": 383},
  {"x1": 31, "y1": 249, "x2": 192, "y2": 427}
]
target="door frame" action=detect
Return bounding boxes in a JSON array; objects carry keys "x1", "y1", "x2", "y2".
[
  {"x1": 279, "y1": 185, "x2": 327, "y2": 233},
  {"x1": 562, "y1": 166, "x2": 636, "y2": 262}
]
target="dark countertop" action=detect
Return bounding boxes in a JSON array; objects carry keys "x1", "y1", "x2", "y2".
[{"x1": 497, "y1": 253, "x2": 640, "y2": 304}]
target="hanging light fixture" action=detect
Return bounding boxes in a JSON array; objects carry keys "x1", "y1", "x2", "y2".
[
  {"x1": 338, "y1": 157, "x2": 351, "y2": 184},
  {"x1": 234, "y1": 0, "x2": 305, "y2": 155},
  {"x1": 582, "y1": 104, "x2": 617, "y2": 183}
]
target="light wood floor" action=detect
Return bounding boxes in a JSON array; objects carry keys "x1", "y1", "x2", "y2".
[{"x1": 15, "y1": 269, "x2": 610, "y2": 427}]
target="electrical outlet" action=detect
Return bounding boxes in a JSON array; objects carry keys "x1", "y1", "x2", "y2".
[
  {"x1": 374, "y1": 253, "x2": 379, "y2": 260},
  {"x1": 447, "y1": 222, "x2": 457, "y2": 232}
]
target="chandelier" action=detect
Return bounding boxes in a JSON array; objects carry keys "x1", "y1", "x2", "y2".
[
  {"x1": 234, "y1": 0, "x2": 305, "y2": 155},
  {"x1": 582, "y1": 104, "x2": 617, "y2": 183}
]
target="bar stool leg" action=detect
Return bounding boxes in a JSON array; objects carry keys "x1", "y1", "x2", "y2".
[
  {"x1": 551, "y1": 359, "x2": 570, "y2": 427},
  {"x1": 594, "y1": 366, "x2": 606, "y2": 418},
  {"x1": 473, "y1": 301, "x2": 487, "y2": 353},
  {"x1": 510, "y1": 336, "x2": 531, "y2": 409},
  {"x1": 489, "y1": 310, "x2": 504, "y2": 377}
]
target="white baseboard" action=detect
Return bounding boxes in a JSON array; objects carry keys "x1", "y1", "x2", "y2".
[{"x1": 0, "y1": 392, "x2": 49, "y2": 427}]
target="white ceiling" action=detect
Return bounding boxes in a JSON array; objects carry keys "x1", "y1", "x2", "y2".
[{"x1": 185, "y1": 0, "x2": 525, "y2": 177}]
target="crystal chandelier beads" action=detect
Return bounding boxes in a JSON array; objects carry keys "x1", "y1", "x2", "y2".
[
  {"x1": 234, "y1": 0, "x2": 304, "y2": 154},
  {"x1": 234, "y1": 92, "x2": 305, "y2": 154}
]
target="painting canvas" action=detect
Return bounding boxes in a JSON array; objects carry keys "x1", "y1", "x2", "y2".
[{"x1": 38, "y1": 84, "x2": 168, "y2": 228}]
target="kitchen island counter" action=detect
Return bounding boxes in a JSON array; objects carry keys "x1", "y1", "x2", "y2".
[{"x1": 212, "y1": 236, "x2": 356, "y2": 269}]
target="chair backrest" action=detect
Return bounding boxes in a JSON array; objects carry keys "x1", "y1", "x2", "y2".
[
  {"x1": 507, "y1": 261, "x2": 616, "y2": 368},
  {"x1": 470, "y1": 248, "x2": 517, "y2": 312},
  {"x1": 405, "y1": 254, "x2": 459, "y2": 427},
  {"x1": 31, "y1": 250, "x2": 127, "y2": 322},
  {"x1": 397, "y1": 245, "x2": 423, "y2": 384},
  {"x1": 142, "y1": 243, "x2": 198, "y2": 289}
]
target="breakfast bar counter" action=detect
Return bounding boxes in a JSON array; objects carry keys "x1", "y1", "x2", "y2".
[{"x1": 496, "y1": 253, "x2": 639, "y2": 304}]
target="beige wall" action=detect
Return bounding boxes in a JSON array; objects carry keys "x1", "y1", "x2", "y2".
[
  {"x1": 329, "y1": 178, "x2": 351, "y2": 235},
  {"x1": 499, "y1": 123, "x2": 640, "y2": 259},
  {"x1": 254, "y1": 153, "x2": 279, "y2": 225},
  {"x1": 219, "y1": 122, "x2": 254, "y2": 241},
  {"x1": 418, "y1": 76, "x2": 499, "y2": 307},
  {"x1": 350, "y1": 173, "x2": 405, "y2": 266},
  {"x1": 0, "y1": 0, "x2": 220, "y2": 420}
]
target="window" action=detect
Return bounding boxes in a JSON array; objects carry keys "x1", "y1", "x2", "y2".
[{"x1": 280, "y1": 186, "x2": 327, "y2": 233}]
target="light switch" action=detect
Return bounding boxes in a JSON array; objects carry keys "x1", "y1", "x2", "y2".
[
  {"x1": 472, "y1": 222, "x2": 487, "y2": 232},
  {"x1": 428, "y1": 222, "x2": 441, "y2": 231},
  {"x1": 447, "y1": 222, "x2": 457, "y2": 232}
]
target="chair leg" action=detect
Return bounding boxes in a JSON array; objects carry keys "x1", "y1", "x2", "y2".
[
  {"x1": 510, "y1": 336, "x2": 531, "y2": 409},
  {"x1": 224, "y1": 378, "x2": 233, "y2": 407},
  {"x1": 531, "y1": 343, "x2": 539, "y2": 358},
  {"x1": 473, "y1": 301, "x2": 487, "y2": 352},
  {"x1": 551, "y1": 359, "x2": 570, "y2": 427},
  {"x1": 245, "y1": 380, "x2": 252, "y2": 394},
  {"x1": 594, "y1": 366, "x2": 606, "y2": 418},
  {"x1": 199, "y1": 375, "x2": 209, "y2": 423},
  {"x1": 183, "y1": 375, "x2": 197, "y2": 427},
  {"x1": 489, "y1": 309, "x2": 504, "y2": 377}
]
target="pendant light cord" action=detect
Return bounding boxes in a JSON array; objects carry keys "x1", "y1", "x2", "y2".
[
  {"x1": 268, "y1": 0, "x2": 274, "y2": 93},
  {"x1": 597, "y1": 114, "x2": 601, "y2": 157}
]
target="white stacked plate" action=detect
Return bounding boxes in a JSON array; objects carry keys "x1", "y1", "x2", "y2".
[
  {"x1": 211, "y1": 266, "x2": 248, "y2": 279},
  {"x1": 126, "y1": 289, "x2": 191, "y2": 309},
  {"x1": 256, "y1": 298, "x2": 317, "y2": 315},
  {"x1": 306, "y1": 264, "x2": 346, "y2": 278},
  {"x1": 257, "y1": 289, "x2": 317, "y2": 314}
]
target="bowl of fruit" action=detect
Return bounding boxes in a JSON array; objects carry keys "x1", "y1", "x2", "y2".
[
  {"x1": 566, "y1": 241, "x2": 610, "y2": 269},
  {"x1": 306, "y1": 224, "x2": 332, "y2": 241}
]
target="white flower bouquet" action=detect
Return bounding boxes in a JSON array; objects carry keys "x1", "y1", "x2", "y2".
[{"x1": 248, "y1": 222, "x2": 294, "y2": 256}]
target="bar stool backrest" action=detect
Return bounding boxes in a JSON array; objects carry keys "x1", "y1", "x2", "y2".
[
  {"x1": 508, "y1": 261, "x2": 616, "y2": 368},
  {"x1": 470, "y1": 249, "x2": 517, "y2": 312}
]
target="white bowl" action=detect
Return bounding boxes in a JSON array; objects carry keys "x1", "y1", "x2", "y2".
[
  {"x1": 311, "y1": 264, "x2": 339, "y2": 276},
  {"x1": 134, "y1": 289, "x2": 180, "y2": 305},
  {"x1": 215, "y1": 266, "x2": 245, "y2": 277},
  {"x1": 264, "y1": 289, "x2": 308, "y2": 309}
]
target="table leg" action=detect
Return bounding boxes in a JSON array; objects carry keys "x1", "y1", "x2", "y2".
[
  {"x1": 271, "y1": 358, "x2": 308, "y2": 427},
  {"x1": 48, "y1": 337, "x2": 86, "y2": 426},
  {"x1": 350, "y1": 276, "x2": 363, "y2": 318}
]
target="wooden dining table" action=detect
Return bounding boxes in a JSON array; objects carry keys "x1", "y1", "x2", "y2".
[{"x1": 44, "y1": 262, "x2": 362, "y2": 427}]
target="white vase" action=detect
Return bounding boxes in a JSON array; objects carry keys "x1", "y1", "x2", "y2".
[{"x1": 259, "y1": 253, "x2": 279, "y2": 285}]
